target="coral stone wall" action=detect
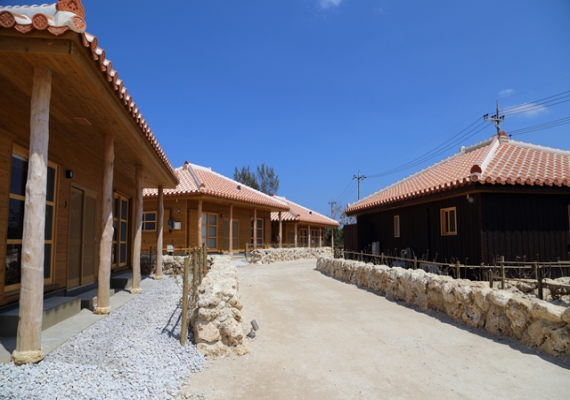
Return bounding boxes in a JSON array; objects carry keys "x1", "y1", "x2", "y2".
[
  {"x1": 191, "y1": 256, "x2": 249, "y2": 357},
  {"x1": 251, "y1": 247, "x2": 333, "y2": 264},
  {"x1": 317, "y1": 258, "x2": 570, "y2": 358}
]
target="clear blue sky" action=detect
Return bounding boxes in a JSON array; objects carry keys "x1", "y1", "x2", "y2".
[{"x1": 6, "y1": 0, "x2": 570, "y2": 218}]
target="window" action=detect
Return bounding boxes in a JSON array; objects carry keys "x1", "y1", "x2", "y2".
[
  {"x1": 250, "y1": 218, "x2": 263, "y2": 246},
  {"x1": 440, "y1": 207, "x2": 457, "y2": 235},
  {"x1": 6, "y1": 147, "x2": 57, "y2": 291},
  {"x1": 202, "y1": 213, "x2": 217, "y2": 249},
  {"x1": 299, "y1": 229, "x2": 308, "y2": 246},
  {"x1": 113, "y1": 194, "x2": 130, "y2": 267},
  {"x1": 142, "y1": 212, "x2": 156, "y2": 231},
  {"x1": 311, "y1": 230, "x2": 322, "y2": 246},
  {"x1": 394, "y1": 215, "x2": 400, "y2": 237}
]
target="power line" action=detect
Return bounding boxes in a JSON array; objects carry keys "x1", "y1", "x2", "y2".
[{"x1": 509, "y1": 115, "x2": 570, "y2": 136}]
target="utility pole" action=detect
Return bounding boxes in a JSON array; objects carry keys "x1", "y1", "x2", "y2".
[
  {"x1": 353, "y1": 170, "x2": 366, "y2": 200},
  {"x1": 484, "y1": 100, "x2": 505, "y2": 135},
  {"x1": 328, "y1": 199, "x2": 336, "y2": 219}
]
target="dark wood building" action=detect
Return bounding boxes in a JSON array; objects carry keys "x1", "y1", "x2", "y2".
[{"x1": 345, "y1": 132, "x2": 570, "y2": 265}]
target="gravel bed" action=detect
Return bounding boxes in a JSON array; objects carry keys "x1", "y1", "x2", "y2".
[{"x1": 0, "y1": 277, "x2": 204, "y2": 400}]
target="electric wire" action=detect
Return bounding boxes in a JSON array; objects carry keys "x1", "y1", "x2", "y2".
[{"x1": 509, "y1": 115, "x2": 570, "y2": 136}]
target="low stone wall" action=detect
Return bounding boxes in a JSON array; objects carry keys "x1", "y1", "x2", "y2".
[
  {"x1": 317, "y1": 258, "x2": 570, "y2": 358},
  {"x1": 251, "y1": 247, "x2": 333, "y2": 264},
  {"x1": 191, "y1": 256, "x2": 249, "y2": 357}
]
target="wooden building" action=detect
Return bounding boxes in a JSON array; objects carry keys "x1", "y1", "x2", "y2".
[
  {"x1": 142, "y1": 162, "x2": 290, "y2": 254},
  {"x1": 0, "y1": 1, "x2": 178, "y2": 363},
  {"x1": 270, "y1": 195, "x2": 340, "y2": 247},
  {"x1": 345, "y1": 132, "x2": 570, "y2": 265}
]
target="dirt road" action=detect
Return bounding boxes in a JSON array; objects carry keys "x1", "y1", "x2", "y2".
[{"x1": 179, "y1": 259, "x2": 570, "y2": 400}]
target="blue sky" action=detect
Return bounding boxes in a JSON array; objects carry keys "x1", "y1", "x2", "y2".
[{"x1": 6, "y1": 0, "x2": 570, "y2": 218}]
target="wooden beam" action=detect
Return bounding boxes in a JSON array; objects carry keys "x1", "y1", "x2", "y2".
[
  {"x1": 154, "y1": 186, "x2": 164, "y2": 280},
  {"x1": 253, "y1": 208, "x2": 257, "y2": 250},
  {"x1": 12, "y1": 68, "x2": 52, "y2": 365},
  {"x1": 308, "y1": 225, "x2": 311, "y2": 248},
  {"x1": 0, "y1": 37, "x2": 72, "y2": 55},
  {"x1": 94, "y1": 135, "x2": 114, "y2": 314},
  {"x1": 197, "y1": 199, "x2": 202, "y2": 246},
  {"x1": 278, "y1": 211, "x2": 282, "y2": 249},
  {"x1": 229, "y1": 204, "x2": 233, "y2": 256},
  {"x1": 131, "y1": 164, "x2": 143, "y2": 294}
]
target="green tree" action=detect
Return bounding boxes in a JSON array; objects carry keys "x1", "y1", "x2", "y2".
[
  {"x1": 233, "y1": 166, "x2": 259, "y2": 190},
  {"x1": 256, "y1": 163, "x2": 279, "y2": 195}
]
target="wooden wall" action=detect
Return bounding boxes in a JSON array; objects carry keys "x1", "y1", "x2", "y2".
[
  {"x1": 142, "y1": 197, "x2": 273, "y2": 253},
  {"x1": 480, "y1": 192, "x2": 570, "y2": 263},
  {"x1": 357, "y1": 193, "x2": 482, "y2": 264},
  {"x1": 343, "y1": 224, "x2": 358, "y2": 252}
]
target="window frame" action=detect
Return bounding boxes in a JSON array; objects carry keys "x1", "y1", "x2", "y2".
[
  {"x1": 202, "y1": 212, "x2": 218, "y2": 249},
  {"x1": 440, "y1": 207, "x2": 457, "y2": 236},
  {"x1": 6, "y1": 144, "x2": 58, "y2": 293},
  {"x1": 142, "y1": 211, "x2": 157, "y2": 232},
  {"x1": 394, "y1": 215, "x2": 400, "y2": 237},
  {"x1": 112, "y1": 192, "x2": 130, "y2": 268},
  {"x1": 250, "y1": 218, "x2": 263, "y2": 247}
]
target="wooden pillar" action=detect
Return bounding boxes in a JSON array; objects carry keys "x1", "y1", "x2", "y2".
[
  {"x1": 229, "y1": 204, "x2": 234, "y2": 256},
  {"x1": 154, "y1": 186, "x2": 164, "y2": 280},
  {"x1": 294, "y1": 223, "x2": 298, "y2": 247},
  {"x1": 197, "y1": 199, "x2": 203, "y2": 246},
  {"x1": 278, "y1": 211, "x2": 282, "y2": 248},
  {"x1": 319, "y1": 227, "x2": 322, "y2": 247},
  {"x1": 131, "y1": 164, "x2": 143, "y2": 294},
  {"x1": 12, "y1": 68, "x2": 52, "y2": 365},
  {"x1": 94, "y1": 135, "x2": 114, "y2": 315},
  {"x1": 253, "y1": 208, "x2": 257, "y2": 250},
  {"x1": 331, "y1": 227, "x2": 335, "y2": 250},
  {"x1": 308, "y1": 225, "x2": 311, "y2": 248}
]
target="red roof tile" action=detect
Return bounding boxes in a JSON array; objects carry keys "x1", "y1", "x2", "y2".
[
  {"x1": 270, "y1": 196, "x2": 340, "y2": 227},
  {"x1": 346, "y1": 132, "x2": 570, "y2": 215},
  {"x1": 144, "y1": 163, "x2": 290, "y2": 211},
  {"x1": 0, "y1": 1, "x2": 178, "y2": 184}
]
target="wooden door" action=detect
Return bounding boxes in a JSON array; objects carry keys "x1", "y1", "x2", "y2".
[
  {"x1": 67, "y1": 187, "x2": 97, "y2": 288},
  {"x1": 223, "y1": 220, "x2": 239, "y2": 251}
]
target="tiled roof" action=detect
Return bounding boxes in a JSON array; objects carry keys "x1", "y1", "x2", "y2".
[
  {"x1": 0, "y1": 1, "x2": 178, "y2": 183},
  {"x1": 144, "y1": 162, "x2": 290, "y2": 211},
  {"x1": 346, "y1": 132, "x2": 570, "y2": 215},
  {"x1": 270, "y1": 195, "x2": 340, "y2": 227}
]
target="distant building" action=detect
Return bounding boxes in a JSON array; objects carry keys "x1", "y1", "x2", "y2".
[
  {"x1": 345, "y1": 132, "x2": 570, "y2": 265},
  {"x1": 143, "y1": 162, "x2": 290, "y2": 253},
  {"x1": 270, "y1": 196, "x2": 340, "y2": 247}
]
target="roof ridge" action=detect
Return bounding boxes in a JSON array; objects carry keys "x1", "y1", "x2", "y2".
[
  {"x1": 185, "y1": 162, "x2": 204, "y2": 190},
  {"x1": 508, "y1": 139, "x2": 570, "y2": 157},
  {"x1": 350, "y1": 136, "x2": 496, "y2": 208},
  {"x1": 282, "y1": 197, "x2": 338, "y2": 224}
]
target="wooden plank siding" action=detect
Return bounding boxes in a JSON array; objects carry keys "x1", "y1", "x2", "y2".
[
  {"x1": 356, "y1": 193, "x2": 482, "y2": 265},
  {"x1": 142, "y1": 197, "x2": 273, "y2": 253},
  {"x1": 480, "y1": 192, "x2": 570, "y2": 263}
]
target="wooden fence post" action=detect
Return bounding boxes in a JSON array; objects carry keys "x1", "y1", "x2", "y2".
[
  {"x1": 456, "y1": 260, "x2": 460, "y2": 280},
  {"x1": 193, "y1": 248, "x2": 198, "y2": 302},
  {"x1": 489, "y1": 271, "x2": 494, "y2": 289},
  {"x1": 536, "y1": 262, "x2": 543, "y2": 300},
  {"x1": 413, "y1": 256, "x2": 417, "y2": 270},
  {"x1": 180, "y1": 256, "x2": 190, "y2": 346},
  {"x1": 500, "y1": 256, "x2": 505, "y2": 289},
  {"x1": 381, "y1": 252, "x2": 384, "y2": 265},
  {"x1": 203, "y1": 243, "x2": 207, "y2": 279}
]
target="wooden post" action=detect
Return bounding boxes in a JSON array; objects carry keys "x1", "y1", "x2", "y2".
[
  {"x1": 278, "y1": 211, "x2": 282, "y2": 249},
  {"x1": 228, "y1": 204, "x2": 233, "y2": 256},
  {"x1": 331, "y1": 227, "x2": 335, "y2": 251},
  {"x1": 319, "y1": 227, "x2": 322, "y2": 247},
  {"x1": 294, "y1": 223, "x2": 298, "y2": 247},
  {"x1": 180, "y1": 257, "x2": 190, "y2": 346},
  {"x1": 500, "y1": 256, "x2": 505, "y2": 290},
  {"x1": 130, "y1": 164, "x2": 144, "y2": 294},
  {"x1": 154, "y1": 186, "x2": 164, "y2": 280},
  {"x1": 413, "y1": 256, "x2": 417, "y2": 270},
  {"x1": 536, "y1": 262, "x2": 543, "y2": 300},
  {"x1": 192, "y1": 249, "x2": 198, "y2": 302},
  {"x1": 202, "y1": 243, "x2": 207, "y2": 283},
  {"x1": 456, "y1": 260, "x2": 460, "y2": 280},
  {"x1": 94, "y1": 135, "x2": 114, "y2": 315},
  {"x1": 489, "y1": 271, "x2": 494, "y2": 289},
  {"x1": 308, "y1": 225, "x2": 311, "y2": 248},
  {"x1": 381, "y1": 252, "x2": 384, "y2": 265},
  {"x1": 253, "y1": 208, "x2": 257, "y2": 250},
  {"x1": 197, "y1": 198, "x2": 203, "y2": 246},
  {"x1": 12, "y1": 68, "x2": 52, "y2": 365}
]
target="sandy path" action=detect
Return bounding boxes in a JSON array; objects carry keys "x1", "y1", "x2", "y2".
[{"x1": 178, "y1": 259, "x2": 570, "y2": 400}]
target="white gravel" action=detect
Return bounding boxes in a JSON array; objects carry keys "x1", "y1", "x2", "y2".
[{"x1": 0, "y1": 277, "x2": 204, "y2": 400}]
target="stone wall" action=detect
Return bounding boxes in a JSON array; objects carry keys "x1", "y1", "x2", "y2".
[
  {"x1": 317, "y1": 258, "x2": 570, "y2": 358},
  {"x1": 251, "y1": 247, "x2": 333, "y2": 264},
  {"x1": 191, "y1": 256, "x2": 249, "y2": 357}
]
